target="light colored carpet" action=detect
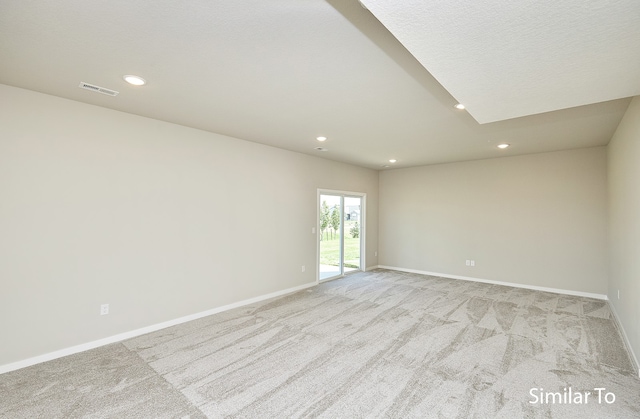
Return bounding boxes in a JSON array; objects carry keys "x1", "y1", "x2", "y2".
[{"x1": 2, "y1": 269, "x2": 639, "y2": 418}]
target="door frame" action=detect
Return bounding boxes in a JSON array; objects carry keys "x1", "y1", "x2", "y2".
[{"x1": 316, "y1": 189, "x2": 366, "y2": 283}]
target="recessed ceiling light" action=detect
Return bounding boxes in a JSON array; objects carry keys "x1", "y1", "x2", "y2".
[
  {"x1": 389, "y1": 159, "x2": 397, "y2": 163},
  {"x1": 454, "y1": 103, "x2": 465, "y2": 110},
  {"x1": 315, "y1": 147, "x2": 328, "y2": 152},
  {"x1": 316, "y1": 136, "x2": 327, "y2": 142},
  {"x1": 497, "y1": 143, "x2": 510, "y2": 149},
  {"x1": 123, "y1": 75, "x2": 146, "y2": 86}
]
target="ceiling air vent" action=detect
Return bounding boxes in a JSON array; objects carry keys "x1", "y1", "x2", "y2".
[{"x1": 78, "y1": 82, "x2": 119, "y2": 97}]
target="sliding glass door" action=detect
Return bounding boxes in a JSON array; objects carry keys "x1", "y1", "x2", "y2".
[
  {"x1": 318, "y1": 191, "x2": 364, "y2": 281},
  {"x1": 343, "y1": 196, "x2": 362, "y2": 275}
]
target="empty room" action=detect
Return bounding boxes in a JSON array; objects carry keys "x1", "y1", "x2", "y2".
[{"x1": 1, "y1": 1, "x2": 639, "y2": 418}]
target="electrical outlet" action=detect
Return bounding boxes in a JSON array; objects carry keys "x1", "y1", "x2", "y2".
[
  {"x1": 471, "y1": 260, "x2": 475, "y2": 267},
  {"x1": 301, "y1": 265, "x2": 305, "y2": 273},
  {"x1": 466, "y1": 260, "x2": 470, "y2": 266},
  {"x1": 100, "y1": 304, "x2": 109, "y2": 315}
]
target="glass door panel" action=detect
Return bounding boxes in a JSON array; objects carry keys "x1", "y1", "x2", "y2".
[
  {"x1": 319, "y1": 194, "x2": 342, "y2": 280},
  {"x1": 343, "y1": 196, "x2": 361, "y2": 274}
]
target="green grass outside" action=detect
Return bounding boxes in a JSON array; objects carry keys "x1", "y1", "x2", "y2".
[{"x1": 320, "y1": 232, "x2": 361, "y2": 269}]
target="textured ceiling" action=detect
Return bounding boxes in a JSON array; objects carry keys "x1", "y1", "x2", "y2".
[
  {"x1": 360, "y1": 0, "x2": 640, "y2": 123},
  {"x1": 0, "y1": 0, "x2": 634, "y2": 169}
]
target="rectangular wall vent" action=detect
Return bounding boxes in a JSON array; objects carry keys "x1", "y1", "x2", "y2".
[{"x1": 78, "y1": 82, "x2": 119, "y2": 97}]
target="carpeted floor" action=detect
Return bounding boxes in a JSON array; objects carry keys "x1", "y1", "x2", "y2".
[{"x1": 2, "y1": 269, "x2": 639, "y2": 418}]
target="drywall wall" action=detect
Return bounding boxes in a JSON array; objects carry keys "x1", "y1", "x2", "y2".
[
  {"x1": 379, "y1": 147, "x2": 608, "y2": 295},
  {"x1": 0, "y1": 84, "x2": 378, "y2": 367},
  {"x1": 607, "y1": 95, "x2": 640, "y2": 369}
]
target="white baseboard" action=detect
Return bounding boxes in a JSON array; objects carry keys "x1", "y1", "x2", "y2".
[
  {"x1": 377, "y1": 265, "x2": 608, "y2": 300},
  {"x1": 0, "y1": 281, "x2": 317, "y2": 375},
  {"x1": 607, "y1": 301, "x2": 640, "y2": 379}
]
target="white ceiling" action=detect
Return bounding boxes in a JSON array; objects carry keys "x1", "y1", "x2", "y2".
[
  {"x1": 359, "y1": 0, "x2": 640, "y2": 124},
  {"x1": 0, "y1": 0, "x2": 635, "y2": 169}
]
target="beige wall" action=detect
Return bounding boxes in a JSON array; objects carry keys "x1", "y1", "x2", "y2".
[
  {"x1": 607, "y1": 96, "x2": 640, "y2": 368},
  {"x1": 3, "y1": 81, "x2": 635, "y2": 373},
  {"x1": 379, "y1": 147, "x2": 608, "y2": 295},
  {"x1": 0, "y1": 84, "x2": 378, "y2": 366}
]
